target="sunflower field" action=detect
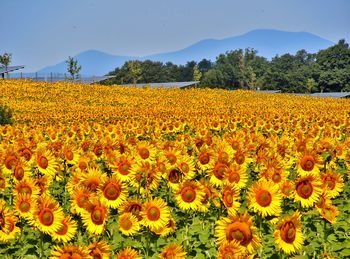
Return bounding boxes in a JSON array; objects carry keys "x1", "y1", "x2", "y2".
[{"x1": 0, "y1": 79, "x2": 350, "y2": 258}]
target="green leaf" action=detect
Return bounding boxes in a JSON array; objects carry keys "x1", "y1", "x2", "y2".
[
  {"x1": 340, "y1": 249, "x2": 350, "y2": 256},
  {"x1": 327, "y1": 234, "x2": 337, "y2": 242}
]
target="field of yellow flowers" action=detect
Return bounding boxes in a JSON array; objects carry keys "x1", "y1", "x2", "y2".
[{"x1": 0, "y1": 79, "x2": 350, "y2": 258}]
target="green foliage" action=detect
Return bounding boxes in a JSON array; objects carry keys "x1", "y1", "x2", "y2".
[
  {"x1": 0, "y1": 52, "x2": 12, "y2": 68},
  {"x1": 192, "y1": 65, "x2": 202, "y2": 81},
  {"x1": 66, "y1": 56, "x2": 81, "y2": 81},
  {"x1": 0, "y1": 104, "x2": 13, "y2": 125}
]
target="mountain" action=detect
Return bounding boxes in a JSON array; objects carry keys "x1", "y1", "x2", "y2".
[{"x1": 37, "y1": 29, "x2": 334, "y2": 76}]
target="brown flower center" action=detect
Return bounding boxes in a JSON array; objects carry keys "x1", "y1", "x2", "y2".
[
  {"x1": 226, "y1": 222, "x2": 252, "y2": 246},
  {"x1": 39, "y1": 208, "x2": 54, "y2": 226},
  {"x1": 138, "y1": 147, "x2": 150, "y2": 159},
  {"x1": 296, "y1": 180, "x2": 313, "y2": 199},
  {"x1": 37, "y1": 156, "x2": 48, "y2": 169},
  {"x1": 103, "y1": 182, "x2": 121, "y2": 200},
  {"x1": 19, "y1": 201, "x2": 31, "y2": 213},
  {"x1": 91, "y1": 207, "x2": 105, "y2": 225},
  {"x1": 280, "y1": 221, "x2": 296, "y2": 243},
  {"x1": 213, "y1": 163, "x2": 227, "y2": 180},
  {"x1": 199, "y1": 152, "x2": 210, "y2": 165},
  {"x1": 255, "y1": 190, "x2": 272, "y2": 207},
  {"x1": 300, "y1": 156, "x2": 315, "y2": 171},
  {"x1": 181, "y1": 186, "x2": 196, "y2": 203},
  {"x1": 147, "y1": 206, "x2": 160, "y2": 221}
]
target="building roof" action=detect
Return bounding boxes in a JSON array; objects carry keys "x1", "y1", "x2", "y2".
[
  {"x1": 0, "y1": 65, "x2": 25, "y2": 74},
  {"x1": 119, "y1": 81, "x2": 199, "y2": 89},
  {"x1": 31, "y1": 75, "x2": 115, "y2": 84},
  {"x1": 310, "y1": 92, "x2": 350, "y2": 98}
]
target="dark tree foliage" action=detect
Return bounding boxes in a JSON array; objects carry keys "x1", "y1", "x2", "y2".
[
  {"x1": 0, "y1": 104, "x2": 13, "y2": 125},
  {"x1": 105, "y1": 40, "x2": 350, "y2": 93}
]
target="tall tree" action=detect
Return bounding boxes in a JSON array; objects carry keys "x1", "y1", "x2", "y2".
[
  {"x1": 66, "y1": 56, "x2": 81, "y2": 81},
  {"x1": 0, "y1": 53, "x2": 12, "y2": 78},
  {"x1": 127, "y1": 61, "x2": 142, "y2": 85},
  {"x1": 192, "y1": 65, "x2": 202, "y2": 81}
]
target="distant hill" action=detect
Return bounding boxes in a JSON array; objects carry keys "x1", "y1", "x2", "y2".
[{"x1": 37, "y1": 29, "x2": 334, "y2": 76}]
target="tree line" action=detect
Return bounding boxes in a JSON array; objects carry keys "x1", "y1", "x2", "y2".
[{"x1": 105, "y1": 39, "x2": 350, "y2": 93}]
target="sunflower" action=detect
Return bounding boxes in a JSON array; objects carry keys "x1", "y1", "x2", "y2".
[
  {"x1": 2, "y1": 151, "x2": 18, "y2": 175},
  {"x1": 115, "y1": 247, "x2": 142, "y2": 259},
  {"x1": 81, "y1": 200, "x2": 108, "y2": 235},
  {"x1": 197, "y1": 147, "x2": 215, "y2": 172},
  {"x1": 215, "y1": 213, "x2": 261, "y2": 253},
  {"x1": 70, "y1": 186, "x2": 96, "y2": 215},
  {"x1": 98, "y1": 176, "x2": 128, "y2": 209},
  {"x1": 225, "y1": 164, "x2": 248, "y2": 189},
  {"x1": 119, "y1": 199, "x2": 143, "y2": 221},
  {"x1": 32, "y1": 196, "x2": 65, "y2": 235},
  {"x1": 166, "y1": 167, "x2": 185, "y2": 191},
  {"x1": 319, "y1": 204, "x2": 339, "y2": 224},
  {"x1": 320, "y1": 172, "x2": 344, "y2": 198},
  {"x1": 280, "y1": 180, "x2": 295, "y2": 199},
  {"x1": 62, "y1": 145, "x2": 79, "y2": 165},
  {"x1": 176, "y1": 155, "x2": 196, "y2": 180},
  {"x1": 51, "y1": 216, "x2": 77, "y2": 243},
  {"x1": 80, "y1": 167, "x2": 107, "y2": 192},
  {"x1": 135, "y1": 142, "x2": 157, "y2": 163},
  {"x1": 151, "y1": 217, "x2": 176, "y2": 237},
  {"x1": 35, "y1": 148, "x2": 59, "y2": 177},
  {"x1": 140, "y1": 198, "x2": 170, "y2": 230},
  {"x1": 88, "y1": 240, "x2": 111, "y2": 259},
  {"x1": 274, "y1": 212, "x2": 304, "y2": 254},
  {"x1": 175, "y1": 181, "x2": 205, "y2": 211},
  {"x1": 12, "y1": 178, "x2": 40, "y2": 198},
  {"x1": 14, "y1": 193, "x2": 36, "y2": 220},
  {"x1": 113, "y1": 155, "x2": 135, "y2": 182},
  {"x1": 294, "y1": 173, "x2": 323, "y2": 208},
  {"x1": 0, "y1": 172, "x2": 7, "y2": 192},
  {"x1": 247, "y1": 179, "x2": 282, "y2": 218},
  {"x1": 12, "y1": 159, "x2": 31, "y2": 182},
  {"x1": 217, "y1": 241, "x2": 244, "y2": 259},
  {"x1": 221, "y1": 185, "x2": 241, "y2": 217},
  {"x1": 159, "y1": 243, "x2": 187, "y2": 259},
  {"x1": 118, "y1": 212, "x2": 141, "y2": 236},
  {"x1": 209, "y1": 162, "x2": 229, "y2": 187},
  {"x1": 0, "y1": 213, "x2": 21, "y2": 242},
  {"x1": 50, "y1": 245, "x2": 89, "y2": 259},
  {"x1": 232, "y1": 149, "x2": 253, "y2": 169},
  {"x1": 296, "y1": 151, "x2": 321, "y2": 176},
  {"x1": 163, "y1": 147, "x2": 182, "y2": 167}
]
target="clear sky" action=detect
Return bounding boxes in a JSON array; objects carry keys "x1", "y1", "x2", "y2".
[{"x1": 1, "y1": 0, "x2": 349, "y2": 72}]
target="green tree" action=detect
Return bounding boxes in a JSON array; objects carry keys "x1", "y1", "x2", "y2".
[
  {"x1": 127, "y1": 61, "x2": 142, "y2": 85},
  {"x1": 66, "y1": 56, "x2": 81, "y2": 81},
  {"x1": 0, "y1": 53, "x2": 12, "y2": 79},
  {"x1": 193, "y1": 65, "x2": 202, "y2": 81},
  {"x1": 306, "y1": 78, "x2": 316, "y2": 93}
]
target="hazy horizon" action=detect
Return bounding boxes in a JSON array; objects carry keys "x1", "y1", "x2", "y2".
[{"x1": 1, "y1": 0, "x2": 349, "y2": 72}]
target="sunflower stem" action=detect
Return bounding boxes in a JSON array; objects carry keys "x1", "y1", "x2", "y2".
[{"x1": 39, "y1": 232, "x2": 44, "y2": 258}]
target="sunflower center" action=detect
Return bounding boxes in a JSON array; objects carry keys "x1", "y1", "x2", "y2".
[
  {"x1": 213, "y1": 163, "x2": 227, "y2": 180},
  {"x1": 180, "y1": 163, "x2": 189, "y2": 174},
  {"x1": 38, "y1": 156, "x2": 49, "y2": 169},
  {"x1": 5, "y1": 155, "x2": 17, "y2": 170},
  {"x1": 85, "y1": 177, "x2": 100, "y2": 191},
  {"x1": 147, "y1": 207, "x2": 160, "y2": 221},
  {"x1": 19, "y1": 201, "x2": 31, "y2": 212},
  {"x1": 272, "y1": 172, "x2": 281, "y2": 183},
  {"x1": 181, "y1": 186, "x2": 196, "y2": 203},
  {"x1": 226, "y1": 222, "x2": 252, "y2": 246},
  {"x1": 39, "y1": 208, "x2": 54, "y2": 226},
  {"x1": 18, "y1": 185, "x2": 32, "y2": 195},
  {"x1": 91, "y1": 207, "x2": 105, "y2": 225},
  {"x1": 301, "y1": 156, "x2": 315, "y2": 171},
  {"x1": 280, "y1": 222, "x2": 296, "y2": 243},
  {"x1": 21, "y1": 149, "x2": 32, "y2": 161},
  {"x1": 296, "y1": 180, "x2": 313, "y2": 199},
  {"x1": 218, "y1": 152, "x2": 229, "y2": 164},
  {"x1": 139, "y1": 148, "x2": 150, "y2": 159},
  {"x1": 14, "y1": 166, "x2": 25, "y2": 181},
  {"x1": 78, "y1": 161, "x2": 87, "y2": 171},
  {"x1": 199, "y1": 152, "x2": 210, "y2": 165},
  {"x1": 167, "y1": 153, "x2": 177, "y2": 165},
  {"x1": 56, "y1": 222, "x2": 68, "y2": 235},
  {"x1": 120, "y1": 217, "x2": 133, "y2": 230},
  {"x1": 65, "y1": 150, "x2": 74, "y2": 161},
  {"x1": 256, "y1": 190, "x2": 272, "y2": 207},
  {"x1": 224, "y1": 193, "x2": 233, "y2": 206},
  {"x1": 228, "y1": 172, "x2": 240, "y2": 183},
  {"x1": 103, "y1": 182, "x2": 121, "y2": 200},
  {"x1": 324, "y1": 176, "x2": 336, "y2": 190},
  {"x1": 77, "y1": 194, "x2": 89, "y2": 208},
  {"x1": 235, "y1": 154, "x2": 245, "y2": 165},
  {"x1": 119, "y1": 162, "x2": 130, "y2": 175},
  {"x1": 169, "y1": 169, "x2": 182, "y2": 183}
]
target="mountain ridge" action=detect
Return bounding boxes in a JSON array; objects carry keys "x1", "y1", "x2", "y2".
[{"x1": 37, "y1": 29, "x2": 334, "y2": 76}]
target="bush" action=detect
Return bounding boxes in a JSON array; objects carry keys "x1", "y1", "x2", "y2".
[{"x1": 0, "y1": 104, "x2": 13, "y2": 125}]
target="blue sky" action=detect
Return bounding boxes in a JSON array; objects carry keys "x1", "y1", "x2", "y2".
[{"x1": 1, "y1": 0, "x2": 349, "y2": 72}]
